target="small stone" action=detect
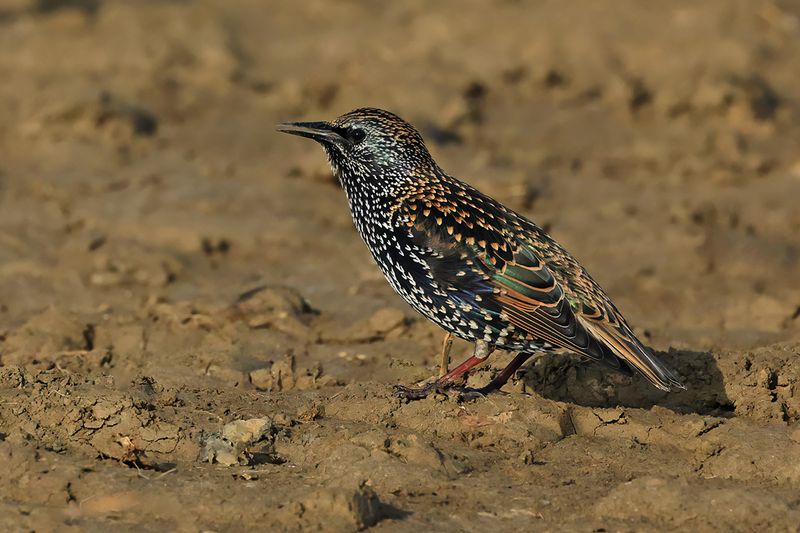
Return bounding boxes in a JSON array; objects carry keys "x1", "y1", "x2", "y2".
[
  {"x1": 285, "y1": 482, "x2": 384, "y2": 530},
  {"x1": 204, "y1": 417, "x2": 277, "y2": 467},
  {"x1": 298, "y1": 402, "x2": 325, "y2": 422},
  {"x1": 206, "y1": 365, "x2": 247, "y2": 387},
  {"x1": 249, "y1": 368, "x2": 274, "y2": 391},
  {"x1": 273, "y1": 413, "x2": 292, "y2": 426},
  {"x1": 316, "y1": 375, "x2": 340, "y2": 388},
  {"x1": 204, "y1": 438, "x2": 239, "y2": 467},
  {"x1": 222, "y1": 418, "x2": 274, "y2": 445},
  {"x1": 271, "y1": 355, "x2": 296, "y2": 391},
  {"x1": 294, "y1": 374, "x2": 317, "y2": 391}
]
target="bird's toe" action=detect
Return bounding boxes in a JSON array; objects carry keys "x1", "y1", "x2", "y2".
[{"x1": 392, "y1": 383, "x2": 438, "y2": 400}]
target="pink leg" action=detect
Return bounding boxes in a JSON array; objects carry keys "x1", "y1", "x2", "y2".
[
  {"x1": 438, "y1": 332, "x2": 453, "y2": 377},
  {"x1": 473, "y1": 352, "x2": 534, "y2": 394},
  {"x1": 394, "y1": 340, "x2": 493, "y2": 400}
]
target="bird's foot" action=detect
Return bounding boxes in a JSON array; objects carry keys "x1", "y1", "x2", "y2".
[
  {"x1": 394, "y1": 341, "x2": 496, "y2": 401},
  {"x1": 392, "y1": 382, "x2": 447, "y2": 400},
  {"x1": 455, "y1": 352, "x2": 536, "y2": 401}
]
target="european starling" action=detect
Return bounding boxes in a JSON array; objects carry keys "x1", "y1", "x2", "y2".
[{"x1": 278, "y1": 108, "x2": 684, "y2": 399}]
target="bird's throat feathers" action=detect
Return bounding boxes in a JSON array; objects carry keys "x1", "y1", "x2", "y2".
[{"x1": 324, "y1": 143, "x2": 435, "y2": 202}]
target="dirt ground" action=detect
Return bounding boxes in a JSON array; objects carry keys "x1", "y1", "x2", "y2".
[{"x1": 1, "y1": 0, "x2": 800, "y2": 531}]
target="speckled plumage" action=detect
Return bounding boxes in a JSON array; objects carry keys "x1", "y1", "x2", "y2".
[{"x1": 279, "y1": 108, "x2": 684, "y2": 395}]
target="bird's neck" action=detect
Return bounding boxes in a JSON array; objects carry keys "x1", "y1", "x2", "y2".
[
  {"x1": 328, "y1": 155, "x2": 441, "y2": 247},
  {"x1": 332, "y1": 167, "x2": 406, "y2": 261},
  {"x1": 339, "y1": 173, "x2": 394, "y2": 225}
]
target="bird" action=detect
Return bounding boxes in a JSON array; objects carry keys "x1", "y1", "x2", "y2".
[{"x1": 278, "y1": 107, "x2": 684, "y2": 399}]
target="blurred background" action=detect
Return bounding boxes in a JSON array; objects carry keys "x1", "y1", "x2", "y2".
[
  {"x1": 1, "y1": 1, "x2": 800, "y2": 531},
  {"x1": 2, "y1": 0, "x2": 798, "y2": 352}
]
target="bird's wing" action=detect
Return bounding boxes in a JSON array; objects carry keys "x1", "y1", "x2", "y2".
[{"x1": 391, "y1": 177, "x2": 683, "y2": 391}]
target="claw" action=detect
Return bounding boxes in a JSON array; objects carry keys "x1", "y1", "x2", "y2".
[
  {"x1": 457, "y1": 389, "x2": 486, "y2": 402},
  {"x1": 457, "y1": 386, "x2": 509, "y2": 401},
  {"x1": 392, "y1": 382, "x2": 440, "y2": 400}
]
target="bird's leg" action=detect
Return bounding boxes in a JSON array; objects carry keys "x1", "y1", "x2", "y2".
[
  {"x1": 394, "y1": 340, "x2": 493, "y2": 400},
  {"x1": 436, "y1": 340, "x2": 493, "y2": 384},
  {"x1": 464, "y1": 351, "x2": 534, "y2": 397},
  {"x1": 438, "y1": 332, "x2": 453, "y2": 377}
]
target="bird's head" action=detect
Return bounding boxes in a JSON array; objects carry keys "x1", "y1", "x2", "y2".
[{"x1": 278, "y1": 108, "x2": 436, "y2": 189}]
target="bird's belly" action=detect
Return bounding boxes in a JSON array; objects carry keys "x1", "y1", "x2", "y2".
[
  {"x1": 365, "y1": 248, "x2": 465, "y2": 335},
  {"x1": 357, "y1": 224, "x2": 544, "y2": 352},
  {"x1": 368, "y1": 245, "x2": 540, "y2": 351},
  {"x1": 374, "y1": 253, "x2": 463, "y2": 332}
]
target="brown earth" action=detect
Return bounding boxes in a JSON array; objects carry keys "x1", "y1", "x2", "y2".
[{"x1": 2, "y1": 1, "x2": 800, "y2": 531}]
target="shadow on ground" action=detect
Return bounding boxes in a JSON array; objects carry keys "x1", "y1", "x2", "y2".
[{"x1": 522, "y1": 349, "x2": 734, "y2": 416}]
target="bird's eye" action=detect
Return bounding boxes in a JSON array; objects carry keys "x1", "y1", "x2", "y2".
[{"x1": 349, "y1": 128, "x2": 367, "y2": 144}]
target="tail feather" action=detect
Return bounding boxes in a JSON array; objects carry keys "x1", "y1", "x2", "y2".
[{"x1": 579, "y1": 317, "x2": 685, "y2": 392}]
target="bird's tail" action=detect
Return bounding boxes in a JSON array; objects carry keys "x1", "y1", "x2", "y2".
[{"x1": 580, "y1": 317, "x2": 685, "y2": 392}]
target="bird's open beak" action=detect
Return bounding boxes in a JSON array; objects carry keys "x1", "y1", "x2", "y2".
[{"x1": 276, "y1": 121, "x2": 346, "y2": 145}]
